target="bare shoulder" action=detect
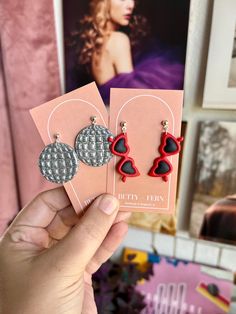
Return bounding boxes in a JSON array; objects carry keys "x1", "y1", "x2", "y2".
[
  {"x1": 105, "y1": 31, "x2": 133, "y2": 72},
  {"x1": 106, "y1": 31, "x2": 131, "y2": 53},
  {"x1": 109, "y1": 31, "x2": 130, "y2": 43}
]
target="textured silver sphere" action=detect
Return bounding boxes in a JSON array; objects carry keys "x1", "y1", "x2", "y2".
[
  {"x1": 39, "y1": 142, "x2": 79, "y2": 184},
  {"x1": 75, "y1": 125, "x2": 114, "y2": 167}
]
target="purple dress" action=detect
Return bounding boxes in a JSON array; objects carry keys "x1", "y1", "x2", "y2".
[{"x1": 98, "y1": 41, "x2": 185, "y2": 105}]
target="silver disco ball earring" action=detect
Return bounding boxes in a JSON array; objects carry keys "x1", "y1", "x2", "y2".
[
  {"x1": 38, "y1": 133, "x2": 79, "y2": 183},
  {"x1": 75, "y1": 116, "x2": 114, "y2": 167}
]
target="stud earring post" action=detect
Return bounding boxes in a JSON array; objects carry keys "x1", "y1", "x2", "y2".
[
  {"x1": 161, "y1": 120, "x2": 169, "y2": 133},
  {"x1": 90, "y1": 116, "x2": 97, "y2": 125},
  {"x1": 120, "y1": 121, "x2": 127, "y2": 133},
  {"x1": 55, "y1": 133, "x2": 60, "y2": 143}
]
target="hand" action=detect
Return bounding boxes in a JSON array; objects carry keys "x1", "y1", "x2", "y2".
[{"x1": 0, "y1": 187, "x2": 130, "y2": 314}]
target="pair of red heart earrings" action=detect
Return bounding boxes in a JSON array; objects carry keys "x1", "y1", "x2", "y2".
[{"x1": 109, "y1": 120, "x2": 183, "y2": 182}]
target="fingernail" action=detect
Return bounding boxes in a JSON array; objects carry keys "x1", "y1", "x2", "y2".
[{"x1": 99, "y1": 195, "x2": 119, "y2": 215}]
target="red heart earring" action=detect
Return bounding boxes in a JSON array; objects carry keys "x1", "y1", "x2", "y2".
[
  {"x1": 148, "y1": 120, "x2": 183, "y2": 182},
  {"x1": 108, "y1": 122, "x2": 140, "y2": 182}
]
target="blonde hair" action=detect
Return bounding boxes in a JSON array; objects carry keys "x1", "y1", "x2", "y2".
[{"x1": 71, "y1": 0, "x2": 148, "y2": 67}]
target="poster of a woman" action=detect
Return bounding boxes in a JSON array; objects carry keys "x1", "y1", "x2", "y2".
[{"x1": 64, "y1": 0, "x2": 190, "y2": 105}]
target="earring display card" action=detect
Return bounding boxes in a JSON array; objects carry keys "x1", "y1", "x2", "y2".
[
  {"x1": 30, "y1": 83, "x2": 183, "y2": 214},
  {"x1": 108, "y1": 88, "x2": 183, "y2": 214},
  {"x1": 30, "y1": 82, "x2": 109, "y2": 214}
]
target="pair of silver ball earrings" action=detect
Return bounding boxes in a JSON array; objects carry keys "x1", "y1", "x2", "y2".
[{"x1": 38, "y1": 116, "x2": 114, "y2": 184}]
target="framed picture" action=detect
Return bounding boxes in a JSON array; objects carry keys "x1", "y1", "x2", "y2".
[
  {"x1": 63, "y1": 0, "x2": 190, "y2": 105},
  {"x1": 203, "y1": 0, "x2": 236, "y2": 109},
  {"x1": 189, "y1": 121, "x2": 236, "y2": 246}
]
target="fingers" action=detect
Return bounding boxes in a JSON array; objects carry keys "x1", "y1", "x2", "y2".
[
  {"x1": 114, "y1": 211, "x2": 131, "y2": 224},
  {"x1": 86, "y1": 221, "x2": 128, "y2": 275},
  {"x1": 48, "y1": 194, "x2": 119, "y2": 270},
  {"x1": 10, "y1": 187, "x2": 71, "y2": 229},
  {"x1": 46, "y1": 208, "x2": 130, "y2": 242},
  {"x1": 46, "y1": 205, "x2": 79, "y2": 241},
  {"x1": 7, "y1": 225, "x2": 50, "y2": 250}
]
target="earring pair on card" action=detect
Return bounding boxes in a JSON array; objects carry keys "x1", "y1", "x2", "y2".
[
  {"x1": 109, "y1": 120, "x2": 183, "y2": 182},
  {"x1": 38, "y1": 117, "x2": 183, "y2": 184}
]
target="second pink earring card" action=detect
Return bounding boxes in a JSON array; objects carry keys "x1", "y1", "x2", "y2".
[
  {"x1": 108, "y1": 88, "x2": 183, "y2": 214},
  {"x1": 30, "y1": 82, "x2": 183, "y2": 215}
]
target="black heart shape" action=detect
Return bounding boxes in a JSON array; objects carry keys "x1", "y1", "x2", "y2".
[
  {"x1": 154, "y1": 161, "x2": 170, "y2": 174},
  {"x1": 114, "y1": 138, "x2": 127, "y2": 153},
  {"x1": 164, "y1": 138, "x2": 178, "y2": 153},
  {"x1": 121, "y1": 161, "x2": 135, "y2": 174}
]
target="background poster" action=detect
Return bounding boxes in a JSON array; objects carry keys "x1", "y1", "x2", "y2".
[{"x1": 63, "y1": 0, "x2": 190, "y2": 104}]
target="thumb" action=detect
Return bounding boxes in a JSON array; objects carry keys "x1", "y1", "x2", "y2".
[{"x1": 48, "y1": 194, "x2": 119, "y2": 270}]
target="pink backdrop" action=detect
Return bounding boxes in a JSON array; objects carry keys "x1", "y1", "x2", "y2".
[{"x1": 0, "y1": 0, "x2": 61, "y2": 234}]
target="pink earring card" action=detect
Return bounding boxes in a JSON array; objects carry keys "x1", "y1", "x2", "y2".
[
  {"x1": 30, "y1": 82, "x2": 109, "y2": 214},
  {"x1": 108, "y1": 88, "x2": 183, "y2": 214},
  {"x1": 30, "y1": 83, "x2": 183, "y2": 214}
]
